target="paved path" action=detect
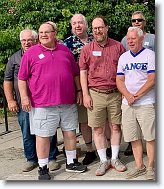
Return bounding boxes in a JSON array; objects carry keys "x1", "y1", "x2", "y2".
[{"x1": 0, "y1": 116, "x2": 148, "y2": 181}]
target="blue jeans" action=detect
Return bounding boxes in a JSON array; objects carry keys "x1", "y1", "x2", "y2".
[{"x1": 17, "y1": 109, "x2": 58, "y2": 162}]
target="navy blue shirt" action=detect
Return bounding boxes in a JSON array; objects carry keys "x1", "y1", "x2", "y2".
[{"x1": 64, "y1": 33, "x2": 93, "y2": 63}]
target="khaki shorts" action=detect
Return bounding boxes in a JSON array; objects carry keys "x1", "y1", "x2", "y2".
[
  {"x1": 121, "y1": 104, "x2": 155, "y2": 142},
  {"x1": 29, "y1": 104, "x2": 78, "y2": 137},
  {"x1": 88, "y1": 89, "x2": 122, "y2": 127},
  {"x1": 77, "y1": 104, "x2": 88, "y2": 123}
]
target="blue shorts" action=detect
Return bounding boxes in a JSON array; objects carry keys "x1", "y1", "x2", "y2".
[{"x1": 29, "y1": 104, "x2": 78, "y2": 137}]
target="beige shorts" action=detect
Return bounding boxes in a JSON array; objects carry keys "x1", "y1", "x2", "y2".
[
  {"x1": 77, "y1": 104, "x2": 88, "y2": 123},
  {"x1": 87, "y1": 89, "x2": 122, "y2": 127},
  {"x1": 121, "y1": 104, "x2": 155, "y2": 142}
]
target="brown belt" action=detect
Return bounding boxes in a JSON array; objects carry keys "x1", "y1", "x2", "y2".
[{"x1": 90, "y1": 88, "x2": 118, "y2": 94}]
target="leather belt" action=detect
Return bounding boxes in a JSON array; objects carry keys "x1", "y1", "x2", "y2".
[{"x1": 90, "y1": 88, "x2": 118, "y2": 94}]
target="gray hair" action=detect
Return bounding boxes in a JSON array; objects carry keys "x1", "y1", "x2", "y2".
[
  {"x1": 19, "y1": 28, "x2": 38, "y2": 41},
  {"x1": 128, "y1": 26, "x2": 144, "y2": 37},
  {"x1": 71, "y1": 13, "x2": 88, "y2": 28},
  {"x1": 44, "y1": 21, "x2": 57, "y2": 32},
  {"x1": 132, "y1": 11, "x2": 146, "y2": 21}
]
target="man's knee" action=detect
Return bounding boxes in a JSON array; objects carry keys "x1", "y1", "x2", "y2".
[
  {"x1": 94, "y1": 127, "x2": 104, "y2": 135},
  {"x1": 111, "y1": 124, "x2": 121, "y2": 132},
  {"x1": 63, "y1": 130, "x2": 76, "y2": 141}
]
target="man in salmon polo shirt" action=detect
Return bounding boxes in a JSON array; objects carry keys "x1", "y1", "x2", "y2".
[
  {"x1": 18, "y1": 21, "x2": 87, "y2": 180},
  {"x1": 79, "y1": 16, "x2": 127, "y2": 176}
]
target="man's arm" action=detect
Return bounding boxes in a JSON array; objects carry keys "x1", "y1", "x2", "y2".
[
  {"x1": 18, "y1": 80, "x2": 31, "y2": 112},
  {"x1": 3, "y1": 81, "x2": 19, "y2": 112},
  {"x1": 80, "y1": 70, "x2": 93, "y2": 110},
  {"x1": 116, "y1": 75, "x2": 135, "y2": 106},
  {"x1": 134, "y1": 72, "x2": 155, "y2": 100},
  {"x1": 74, "y1": 75, "x2": 83, "y2": 105}
]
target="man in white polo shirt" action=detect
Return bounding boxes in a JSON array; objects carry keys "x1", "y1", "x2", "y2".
[{"x1": 116, "y1": 26, "x2": 155, "y2": 180}]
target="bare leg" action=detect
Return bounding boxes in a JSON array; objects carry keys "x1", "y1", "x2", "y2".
[
  {"x1": 105, "y1": 122, "x2": 111, "y2": 147},
  {"x1": 146, "y1": 140, "x2": 155, "y2": 168},
  {"x1": 93, "y1": 126, "x2": 106, "y2": 150},
  {"x1": 131, "y1": 139, "x2": 145, "y2": 169},
  {"x1": 62, "y1": 130, "x2": 76, "y2": 151},
  {"x1": 80, "y1": 123, "x2": 93, "y2": 152},
  {"x1": 109, "y1": 123, "x2": 121, "y2": 160},
  {"x1": 36, "y1": 136, "x2": 50, "y2": 159},
  {"x1": 110, "y1": 123, "x2": 121, "y2": 145}
]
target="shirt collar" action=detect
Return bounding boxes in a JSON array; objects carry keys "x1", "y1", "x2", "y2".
[
  {"x1": 130, "y1": 47, "x2": 145, "y2": 57},
  {"x1": 38, "y1": 41, "x2": 58, "y2": 51},
  {"x1": 94, "y1": 38, "x2": 110, "y2": 48},
  {"x1": 72, "y1": 33, "x2": 93, "y2": 44}
]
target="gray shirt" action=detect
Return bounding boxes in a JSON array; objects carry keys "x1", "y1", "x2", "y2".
[
  {"x1": 4, "y1": 49, "x2": 23, "y2": 107},
  {"x1": 121, "y1": 33, "x2": 155, "y2": 51}
]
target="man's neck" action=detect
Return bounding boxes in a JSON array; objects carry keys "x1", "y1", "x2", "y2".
[
  {"x1": 97, "y1": 37, "x2": 108, "y2": 47},
  {"x1": 41, "y1": 41, "x2": 56, "y2": 50},
  {"x1": 78, "y1": 32, "x2": 88, "y2": 43}
]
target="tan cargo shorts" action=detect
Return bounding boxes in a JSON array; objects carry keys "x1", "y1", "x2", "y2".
[
  {"x1": 87, "y1": 89, "x2": 122, "y2": 127},
  {"x1": 121, "y1": 104, "x2": 155, "y2": 142}
]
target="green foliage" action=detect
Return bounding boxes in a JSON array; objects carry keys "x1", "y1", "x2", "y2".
[{"x1": 0, "y1": 0, "x2": 155, "y2": 85}]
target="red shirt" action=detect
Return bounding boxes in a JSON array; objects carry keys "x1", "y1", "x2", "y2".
[{"x1": 79, "y1": 38, "x2": 125, "y2": 90}]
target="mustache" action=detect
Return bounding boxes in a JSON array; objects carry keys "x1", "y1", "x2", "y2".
[{"x1": 95, "y1": 32, "x2": 103, "y2": 35}]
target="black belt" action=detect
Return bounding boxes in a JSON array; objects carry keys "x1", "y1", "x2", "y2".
[{"x1": 90, "y1": 88, "x2": 118, "y2": 94}]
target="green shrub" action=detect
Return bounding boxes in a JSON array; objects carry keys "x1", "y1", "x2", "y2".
[{"x1": 0, "y1": 0, "x2": 155, "y2": 85}]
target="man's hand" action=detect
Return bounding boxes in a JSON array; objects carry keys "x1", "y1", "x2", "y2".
[
  {"x1": 76, "y1": 91, "x2": 83, "y2": 105},
  {"x1": 21, "y1": 96, "x2": 31, "y2": 112},
  {"x1": 8, "y1": 100, "x2": 19, "y2": 112},
  {"x1": 125, "y1": 93, "x2": 136, "y2": 106},
  {"x1": 83, "y1": 94, "x2": 93, "y2": 110}
]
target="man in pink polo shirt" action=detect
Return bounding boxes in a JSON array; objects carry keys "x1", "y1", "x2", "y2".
[
  {"x1": 18, "y1": 21, "x2": 87, "y2": 180},
  {"x1": 79, "y1": 16, "x2": 127, "y2": 176}
]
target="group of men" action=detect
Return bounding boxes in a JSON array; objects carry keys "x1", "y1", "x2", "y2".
[{"x1": 3, "y1": 11, "x2": 155, "y2": 180}]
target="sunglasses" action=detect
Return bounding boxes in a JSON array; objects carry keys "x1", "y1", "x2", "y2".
[{"x1": 131, "y1": 18, "x2": 145, "y2": 23}]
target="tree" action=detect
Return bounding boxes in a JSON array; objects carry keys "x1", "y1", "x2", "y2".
[{"x1": 0, "y1": 0, "x2": 155, "y2": 85}]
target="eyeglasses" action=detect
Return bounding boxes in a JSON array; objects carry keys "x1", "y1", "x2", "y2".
[
  {"x1": 39, "y1": 31, "x2": 55, "y2": 35},
  {"x1": 92, "y1": 26, "x2": 105, "y2": 32},
  {"x1": 21, "y1": 39, "x2": 34, "y2": 43},
  {"x1": 131, "y1": 19, "x2": 145, "y2": 23}
]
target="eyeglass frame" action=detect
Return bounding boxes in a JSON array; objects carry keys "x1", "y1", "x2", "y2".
[
  {"x1": 92, "y1": 26, "x2": 106, "y2": 32},
  {"x1": 39, "y1": 31, "x2": 55, "y2": 35},
  {"x1": 131, "y1": 18, "x2": 145, "y2": 23},
  {"x1": 20, "y1": 39, "x2": 35, "y2": 43}
]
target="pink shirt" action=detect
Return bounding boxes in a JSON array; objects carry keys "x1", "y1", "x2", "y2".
[
  {"x1": 18, "y1": 43, "x2": 79, "y2": 107},
  {"x1": 79, "y1": 38, "x2": 125, "y2": 90}
]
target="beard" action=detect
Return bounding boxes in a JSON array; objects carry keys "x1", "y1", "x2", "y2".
[{"x1": 94, "y1": 33, "x2": 106, "y2": 43}]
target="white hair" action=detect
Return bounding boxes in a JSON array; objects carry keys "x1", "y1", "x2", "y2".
[
  {"x1": 71, "y1": 13, "x2": 88, "y2": 28},
  {"x1": 128, "y1": 26, "x2": 144, "y2": 37},
  {"x1": 19, "y1": 28, "x2": 38, "y2": 41},
  {"x1": 45, "y1": 21, "x2": 57, "y2": 31}
]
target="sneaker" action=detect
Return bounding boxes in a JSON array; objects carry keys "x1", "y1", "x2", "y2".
[
  {"x1": 22, "y1": 161, "x2": 38, "y2": 172},
  {"x1": 146, "y1": 167, "x2": 155, "y2": 180},
  {"x1": 82, "y1": 151, "x2": 97, "y2": 165},
  {"x1": 124, "y1": 143, "x2": 133, "y2": 156},
  {"x1": 126, "y1": 165, "x2": 146, "y2": 179},
  {"x1": 106, "y1": 147, "x2": 112, "y2": 158},
  {"x1": 111, "y1": 159, "x2": 127, "y2": 172},
  {"x1": 66, "y1": 158, "x2": 87, "y2": 173},
  {"x1": 38, "y1": 165, "x2": 51, "y2": 180},
  {"x1": 95, "y1": 161, "x2": 110, "y2": 176},
  {"x1": 49, "y1": 160, "x2": 61, "y2": 171}
]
